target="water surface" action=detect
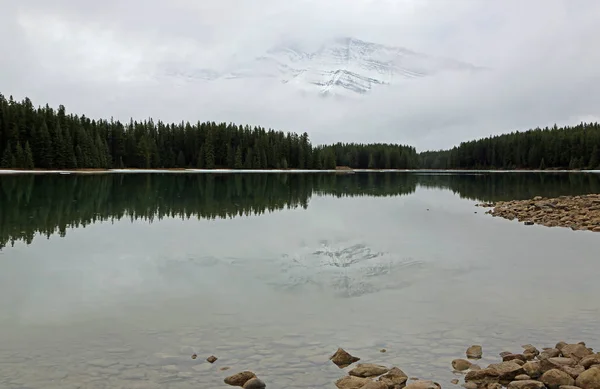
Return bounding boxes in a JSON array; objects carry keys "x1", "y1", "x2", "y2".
[{"x1": 1, "y1": 172, "x2": 599, "y2": 389}]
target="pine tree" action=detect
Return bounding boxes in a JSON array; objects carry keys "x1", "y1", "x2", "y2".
[
  {"x1": 368, "y1": 153, "x2": 375, "y2": 169},
  {"x1": 226, "y1": 145, "x2": 235, "y2": 168},
  {"x1": 589, "y1": 146, "x2": 599, "y2": 169},
  {"x1": 196, "y1": 146, "x2": 205, "y2": 168},
  {"x1": 176, "y1": 150, "x2": 186, "y2": 168},
  {"x1": 24, "y1": 141, "x2": 34, "y2": 169},
  {"x1": 539, "y1": 157, "x2": 546, "y2": 170},
  {"x1": 15, "y1": 142, "x2": 25, "y2": 168},
  {"x1": 234, "y1": 148, "x2": 243, "y2": 169},
  {"x1": 1, "y1": 143, "x2": 15, "y2": 168},
  {"x1": 244, "y1": 148, "x2": 253, "y2": 169}
]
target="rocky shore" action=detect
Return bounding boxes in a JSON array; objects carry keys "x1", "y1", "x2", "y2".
[
  {"x1": 476, "y1": 194, "x2": 600, "y2": 231},
  {"x1": 210, "y1": 341, "x2": 600, "y2": 389}
]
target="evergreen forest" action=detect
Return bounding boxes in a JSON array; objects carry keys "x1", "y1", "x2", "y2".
[
  {"x1": 2, "y1": 93, "x2": 600, "y2": 171},
  {"x1": 0, "y1": 94, "x2": 417, "y2": 170},
  {"x1": 419, "y1": 122, "x2": 600, "y2": 170}
]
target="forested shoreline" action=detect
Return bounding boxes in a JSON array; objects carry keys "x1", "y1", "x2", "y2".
[
  {"x1": 0, "y1": 94, "x2": 418, "y2": 171},
  {"x1": 1, "y1": 93, "x2": 600, "y2": 171},
  {"x1": 419, "y1": 122, "x2": 600, "y2": 170}
]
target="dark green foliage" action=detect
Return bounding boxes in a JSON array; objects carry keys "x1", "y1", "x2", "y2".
[
  {"x1": 419, "y1": 122, "x2": 600, "y2": 170},
  {"x1": 0, "y1": 93, "x2": 417, "y2": 171},
  {"x1": 318, "y1": 142, "x2": 419, "y2": 169}
]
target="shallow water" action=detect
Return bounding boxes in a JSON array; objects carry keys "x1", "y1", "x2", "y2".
[{"x1": 0, "y1": 172, "x2": 599, "y2": 389}]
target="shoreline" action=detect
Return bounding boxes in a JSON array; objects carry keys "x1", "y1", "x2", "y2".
[
  {"x1": 216, "y1": 341, "x2": 600, "y2": 389},
  {"x1": 1, "y1": 168, "x2": 600, "y2": 175},
  {"x1": 478, "y1": 194, "x2": 600, "y2": 232}
]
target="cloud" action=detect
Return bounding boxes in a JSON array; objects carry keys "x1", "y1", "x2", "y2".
[{"x1": 1, "y1": 0, "x2": 600, "y2": 150}]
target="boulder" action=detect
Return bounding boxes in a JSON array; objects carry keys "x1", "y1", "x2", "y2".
[
  {"x1": 465, "y1": 368, "x2": 500, "y2": 384},
  {"x1": 523, "y1": 353, "x2": 538, "y2": 361},
  {"x1": 580, "y1": 355, "x2": 600, "y2": 369},
  {"x1": 378, "y1": 367, "x2": 408, "y2": 389},
  {"x1": 540, "y1": 369, "x2": 576, "y2": 389},
  {"x1": 224, "y1": 371, "x2": 257, "y2": 387},
  {"x1": 561, "y1": 345, "x2": 593, "y2": 362},
  {"x1": 361, "y1": 382, "x2": 389, "y2": 389},
  {"x1": 336, "y1": 376, "x2": 371, "y2": 389},
  {"x1": 522, "y1": 345, "x2": 541, "y2": 356},
  {"x1": 488, "y1": 361, "x2": 526, "y2": 382},
  {"x1": 515, "y1": 375, "x2": 532, "y2": 381},
  {"x1": 207, "y1": 355, "x2": 218, "y2": 363},
  {"x1": 453, "y1": 359, "x2": 473, "y2": 371},
  {"x1": 540, "y1": 349, "x2": 562, "y2": 360},
  {"x1": 561, "y1": 365, "x2": 584, "y2": 379},
  {"x1": 523, "y1": 361, "x2": 543, "y2": 378},
  {"x1": 404, "y1": 380, "x2": 441, "y2": 389},
  {"x1": 504, "y1": 354, "x2": 528, "y2": 362},
  {"x1": 331, "y1": 348, "x2": 361, "y2": 368},
  {"x1": 349, "y1": 364, "x2": 390, "y2": 378},
  {"x1": 467, "y1": 345, "x2": 483, "y2": 359},
  {"x1": 575, "y1": 367, "x2": 600, "y2": 389},
  {"x1": 507, "y1": 380, "x2": 546, "y2": 389},
  {"x1": 541, "y1": 358, "x2": 577, "y2": 373},
  {"x1": 243, "y1": 378, "x2": 266, "y2": 389}
]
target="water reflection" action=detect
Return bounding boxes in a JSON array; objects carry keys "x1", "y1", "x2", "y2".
[
  {"x1": 1, "y1": 172, "x2": 600, "y2": 249},
  {"x1": 1, "y1": 172, "x2": 600, "y2": 389}
]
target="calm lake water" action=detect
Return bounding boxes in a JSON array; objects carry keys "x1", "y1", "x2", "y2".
[{"x1": 1, "y1": 172, "x2": 600, "y2": 389}]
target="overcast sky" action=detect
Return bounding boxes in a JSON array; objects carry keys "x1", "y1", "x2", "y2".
[{"x1": 1, "y1": 0, "x2": 600, "y2": 151}]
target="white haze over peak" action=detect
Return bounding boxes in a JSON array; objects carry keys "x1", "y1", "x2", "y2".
[{"x1": 1, "y1": 0, "x2": 600, "y2": 151}]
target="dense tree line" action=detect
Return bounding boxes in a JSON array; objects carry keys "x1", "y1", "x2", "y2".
[
  {"x1": 2, "y1": 172, "x2": 599, "y2": 249},
  {"x1": 419, "y1": 122, "x2": 600, "y2": 170},
  {"x1": 0, "y1": 93, "x2": 418, "y2": 171},
  {"x1": 320, "y1": 142, "x2": 419, "y2": 169}
]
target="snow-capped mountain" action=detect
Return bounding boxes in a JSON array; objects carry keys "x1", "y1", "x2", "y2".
[{"x1": 170, "y1": 37, "x2": 483, "y2": 96}]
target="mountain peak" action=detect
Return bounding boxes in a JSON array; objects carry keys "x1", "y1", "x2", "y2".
[{"x1": 173, "y1": 37, "x2": 482, "y2": 96}]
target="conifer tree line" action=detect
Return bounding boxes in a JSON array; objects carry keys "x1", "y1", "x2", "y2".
[
  {"x1": 419, "y1": 122, "x2": 600, "y2": 170},
  {"x1": 0, "y1": 93, "x2": 418, "y2": 170}
]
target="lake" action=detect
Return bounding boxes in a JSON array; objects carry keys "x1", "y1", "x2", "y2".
[{"x1": 1, "y1": 172, "x2": 599, "y2": 389}]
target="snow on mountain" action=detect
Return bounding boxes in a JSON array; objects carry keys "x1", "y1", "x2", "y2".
[{"x1": 175, "y1": 37, "x2": 483, "y2": 96}]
